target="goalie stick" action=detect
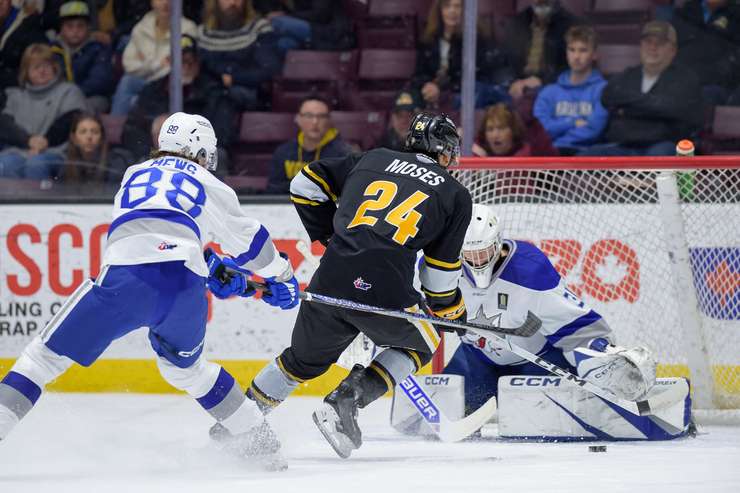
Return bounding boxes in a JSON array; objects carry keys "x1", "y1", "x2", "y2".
[
  {"x1": 296, "y1": 241, "x2": 496, "y2": 442},
  {"x1": 247, "y1": 276, "x2": 684, "y2": 417}
]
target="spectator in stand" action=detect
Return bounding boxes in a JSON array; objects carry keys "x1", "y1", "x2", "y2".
[
  {"x1": 50, "y1": 2, "x2": 113, "y2": 112},
  {"x1": 412, "y1": 0, "x2": 512, "y2": 111},
  {"x1": 266, "y1": 96, "x2": 351, "y2": 194},
  {"x1": 376, "y1": 91, "x2": 421, "y2": 151},
  {"x1": 120, "y1": 35, "x2": 232, "y2": 174},
  {"x1": 0, "y1": 0, "x2": 47, "y2": 89},
  {"x1": 253, "y1": 0, "x2": 354, "y2": 53},
  {"x1": 59, "y1": 111, "x2": 112, "y2": 183},
  {"x1": 504, "y1": 0, "x2": 582, "y2": 100},
  {"x1": 473, "y1": 103, "x2": 557, "y2": 157},
  {"x1": 580, "y1": 21, "x2": 703, "y2": 157},
  {"x1": 109, "y1": 0, "x2": 197, "y2": 115},
  {"x1": 0, "y1": 43, "x2": 87, "y2": 180},
  {"x1": 673, "y1": 0, "x2": 740, "y2": 105},
  {"x1": 198, "y1": 0, "x2": 283, "y2": 112},
  {"x1": 533, "y1": 25, "x2": 608, "y2": 155}
]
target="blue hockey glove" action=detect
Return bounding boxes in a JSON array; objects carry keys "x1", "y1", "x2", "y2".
[
  {"x1": 204, "y1": 249, "x2": 256, "y2": 299},
  {"x1": 261, "y1": 253, "x2": 300, "y2": 310}
]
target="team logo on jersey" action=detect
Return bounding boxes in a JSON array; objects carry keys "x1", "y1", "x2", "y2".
[
  {"x1": 158, "y1": 241, "x2": 178, "y2": 250},
  {"x1": 353, "y1": 277, "x2": 372, "y2": 291},
  {"x1": 498, "y1": 293, "x2": 509, "y2": 310}
]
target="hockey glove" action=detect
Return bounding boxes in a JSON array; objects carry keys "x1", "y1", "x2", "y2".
[
  {"x1": 204, "y1": 249, "x2": 256, "y2": 299},
  {"x1": 261, "y1": 253, "x2": 300, "y2": 310},
  {"x1": 574, "y1": 338, "x2": 657, "y2": 401}
]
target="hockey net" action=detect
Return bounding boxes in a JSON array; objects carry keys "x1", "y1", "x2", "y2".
[{"x1": 443, "y1": 156, "x2": 740, "y2": 423}]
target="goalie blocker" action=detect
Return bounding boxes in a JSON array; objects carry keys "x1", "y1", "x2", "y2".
[{"x1": 391, "y1": 376, "x2": 691, "y2": 440}]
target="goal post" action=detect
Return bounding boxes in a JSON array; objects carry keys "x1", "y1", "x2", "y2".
[{"x1": 436, "y1": 155, "x2": 740, "y2": 419}]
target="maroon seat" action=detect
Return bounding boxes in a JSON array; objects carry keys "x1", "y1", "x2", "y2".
[
  {"x1": 596, "y1": 44, "x2": 641, "y2": 77},
  {"x1": 593, "y1": 23, "x2": 642, "y2": 44},
  {"x1": 702, "y1": 106, "x2": 740, "y2": 154},
  {"x1": 345, "y1": 49, "x2": 417, "y2": 110},
  {"x1": 238, "y1": 112, "x2": 296, "y2": 145},
  {"x1": 224, "y1": 175, "x2": 269, "y2": 194},
  {"x1": 480, "y1": 0, "x2": 516, "y2": 16},
  {"x1": 368, "y1": 0, "x2": 432, "y2": 18},
  {"x1": 331, "y1": 111, "x2": 388, "y2": 150},
  {"x1": 100, "y1": 114, "x2": 126, "y2": 146},
  {"x1": 516, "y1": 0, "x2": 592, "y2": 17},
  {"x1": 272, "y1": 50, "x2": 359, "y2": 111},
  {"x1": 229, "y1": 152, "x2": 274, "y2": 177},
  {"x1": 357, "y1": 24, "x2": 416, "y2": 49},
  {"x1": 588, "y1": 0, "x2": 652, "y2": 24}
]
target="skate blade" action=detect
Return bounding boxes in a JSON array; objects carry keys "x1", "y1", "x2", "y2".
[{"x1": 312, "y1": 404, "x2": 357, "y2": 459}]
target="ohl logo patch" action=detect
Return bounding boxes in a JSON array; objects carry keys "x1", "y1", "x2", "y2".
[
  {"x1": 690, "y1": 248, "x2": 740, "y2": 320},
  {"x1": 353, "y1": 277, "x2": 372, "y2": 291}
]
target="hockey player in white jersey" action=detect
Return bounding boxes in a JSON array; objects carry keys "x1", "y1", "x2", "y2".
[
  {"x1": 444, "y1": 204, "x2": 657, "y2": 414},
  {"x1": 0, "y1": 113, "x2": 299, "y2": 468}
]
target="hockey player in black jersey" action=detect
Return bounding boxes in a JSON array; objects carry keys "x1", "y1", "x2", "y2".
[{"x1": 212, "y1": 113, "x2": 472, "y2": 458}]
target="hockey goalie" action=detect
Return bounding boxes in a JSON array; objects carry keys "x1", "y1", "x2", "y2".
[{"x1": 392, "y1": 204, "x2": 691, "y2": 441}]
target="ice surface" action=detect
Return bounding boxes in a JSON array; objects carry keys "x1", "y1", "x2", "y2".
[{"x1": 0, "y1": 393, "x2": 738, "y2": 493}]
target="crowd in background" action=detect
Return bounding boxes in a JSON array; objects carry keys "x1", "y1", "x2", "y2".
[{"x1": 0, "y1": 0, "x2": 738, "y2": 193}]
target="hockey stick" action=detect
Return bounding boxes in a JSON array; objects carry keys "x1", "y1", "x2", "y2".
[
  {"x1": 247, "y1": 278, "x2": 541, "y2": 338},
  {"x1": 296, "y1": 240, "x2": 377, "y2": 369},
  {"x1": 461, "y1": 325, "x2": 688, "y2": 417},
  {"x1": 397, "y1": 375, "x2": 496, "y2": 443},
  {"x1": 249, "y1": 276, "x2": 681, "y2": 417}
]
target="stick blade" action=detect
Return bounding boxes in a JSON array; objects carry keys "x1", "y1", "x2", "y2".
[{"x1": 438, "y1": 396, "x2": 497, "y2": 443}]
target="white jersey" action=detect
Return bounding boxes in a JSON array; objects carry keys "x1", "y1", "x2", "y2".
[
  {"x1": 459, "y1": 240, "x2": 612, "y2": 367},
  {"x1": 103, "y1": 156, "x2": 289, "y2": 278}
]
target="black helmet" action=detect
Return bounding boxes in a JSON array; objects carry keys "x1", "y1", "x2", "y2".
[{"x1": 404, "y1": 112, "x2": 460, "y2": 166}]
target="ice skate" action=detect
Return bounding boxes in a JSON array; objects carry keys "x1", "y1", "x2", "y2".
[
  {"x1": 209, "y1": 420, "x2": 287, "y2": 471},
  {"x1": 312, "y1": 364, "x2": 387, "y2": 458}
]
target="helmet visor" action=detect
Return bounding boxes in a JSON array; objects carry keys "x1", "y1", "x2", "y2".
[{"x1": 462, "y1": 244, "x2": 498, "y2": 269}]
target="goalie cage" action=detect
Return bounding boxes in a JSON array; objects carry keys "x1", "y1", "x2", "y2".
[{"x1": 431, "y1": 155, "x2": 740, "y2": 425}]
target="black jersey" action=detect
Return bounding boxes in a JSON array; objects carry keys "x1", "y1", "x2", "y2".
[{"x1": 290, "y1": 147, "x2": 472, "y2": 311}]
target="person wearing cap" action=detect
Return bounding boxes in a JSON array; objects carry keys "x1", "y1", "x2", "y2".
[
  {"x1": 580, "y1": 21, "x2": 703, "y2": 157},
  {"x1": 110, "y1": 0, "x2": 197, "y2": 116},
  {"x1": 119, "y1": 34, "x2": 233, "y2": 175},
  {"x1": 50, "y1": 1, "x2": 114, "y2": 112},
  {"x1": 376, "y1": 91, "x2": 421, "y2": 151},
  {"x1": 672, "y1": 0, "x2": 740, "y2": 105}
]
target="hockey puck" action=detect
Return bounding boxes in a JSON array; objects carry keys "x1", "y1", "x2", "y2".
[{"x1": 588, "y1": 445, "x2": 607, "y2": 453}]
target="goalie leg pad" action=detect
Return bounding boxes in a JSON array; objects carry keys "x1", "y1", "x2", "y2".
[
  {"x1": 390, "y1": 375, "x2": 466, "y2": 436},
  {"x1": 498, "y1": 375, "x2": 690, "y2": 441}
]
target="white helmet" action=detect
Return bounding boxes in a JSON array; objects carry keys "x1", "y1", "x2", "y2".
[
  {"x1": 158, "y1": 112, "x2": 218, "y2": 171},
  {"x1": 462, "y1": 204, "x2": 503, "y2": 289}
]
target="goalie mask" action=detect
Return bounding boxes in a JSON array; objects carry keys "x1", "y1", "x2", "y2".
[
  {"x1": 158, "y1": 112, "x2": 218, "y2": 171},
  {"x1": 462, "y1": 204, "x2": 503, "y2": 289}
]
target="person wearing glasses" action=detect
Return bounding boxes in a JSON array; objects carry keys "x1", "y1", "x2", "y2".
[{"x1": 266, "y1": 96, "x2": 351, "y2": 194}]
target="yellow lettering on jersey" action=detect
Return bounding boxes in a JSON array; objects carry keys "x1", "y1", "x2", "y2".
[
  {"x1": 347, "y1": 180, "x2": 398, "y2": 229},
  {"x1": 386, "y1": 190, "x2": 429, "y2": 245}
]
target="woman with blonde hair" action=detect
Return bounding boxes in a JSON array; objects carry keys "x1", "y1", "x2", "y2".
[
  {"x1": 0, "y1": 43, "x2": 87, "y2": 181},
  {"x1": 412, "y1": 0, "x2": 512, "y2": 110}
]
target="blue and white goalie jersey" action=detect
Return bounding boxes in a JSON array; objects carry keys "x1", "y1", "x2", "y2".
[
  {"x1": 459, "y1": 240, "x2": 612, "y2": 367},
  {"x1": 103, "y1": 156, "x2": 289, "y2": 278}
]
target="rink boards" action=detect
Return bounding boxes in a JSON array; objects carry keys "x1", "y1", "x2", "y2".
[{"x1": 0, "y1": 203, "x2": 738, "y2": 397}]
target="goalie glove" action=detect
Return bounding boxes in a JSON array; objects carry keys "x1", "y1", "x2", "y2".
[
  {"x1": 574, "y1": 338, "x2": 657, "y2": 401},
  {"x1": 204, "y1": 249, "x2": 256, "y2": 299}
]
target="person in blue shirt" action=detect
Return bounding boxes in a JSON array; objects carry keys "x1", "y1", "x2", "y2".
[{"x1": 533, "y1": 25, "x2": 608, "y2": 155}]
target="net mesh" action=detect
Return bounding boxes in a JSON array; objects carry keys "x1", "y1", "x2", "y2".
[{"x1": 451, "y1": 163, "x2": 740, "y2": 410}]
